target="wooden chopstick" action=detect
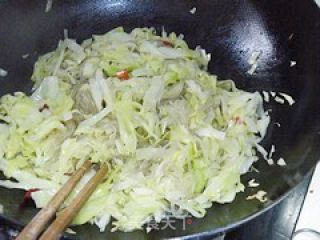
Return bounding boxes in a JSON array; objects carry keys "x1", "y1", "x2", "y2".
[
  {"x1": 16, "y1": 160, "x2": 92, "y2": 240},
  {"x1": 39, "y1": 164, "x2": 108, "y2": 240}
]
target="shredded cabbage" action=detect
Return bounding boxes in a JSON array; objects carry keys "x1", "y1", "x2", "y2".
[
  {"x1": 0, "y1": 68, "x2": 8, "y2": 77},
  {"x1": 0, "y1": 27, "x2": 272, "y2": 232}
]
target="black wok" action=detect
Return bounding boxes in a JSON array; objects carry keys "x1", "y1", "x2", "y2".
[{"x1": 0, "y1": 0, "x2": 320, "y2": 239}]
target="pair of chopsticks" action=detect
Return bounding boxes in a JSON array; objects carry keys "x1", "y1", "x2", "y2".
[{"x1": 16, "y1": 160, "x2": 108, "y2": 240}]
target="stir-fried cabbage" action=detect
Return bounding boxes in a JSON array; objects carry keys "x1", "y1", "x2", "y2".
[{"x1": 0, "y1": 27, "x2": 271, "y2": 232}]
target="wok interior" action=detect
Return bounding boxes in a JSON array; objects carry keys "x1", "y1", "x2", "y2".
[{"x1": 0, "y1": 0, "x2": 320, "y2": 239}]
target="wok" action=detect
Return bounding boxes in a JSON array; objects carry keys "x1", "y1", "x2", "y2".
[{"x1": 0, "y1": 0, "x2": 320, "y2": 239}]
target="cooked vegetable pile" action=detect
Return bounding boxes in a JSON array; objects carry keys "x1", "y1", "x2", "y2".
[{"x1": 0, "y1": 27, "x2": 271, "y2": 232}]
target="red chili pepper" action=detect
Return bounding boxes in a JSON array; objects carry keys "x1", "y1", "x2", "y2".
[
  {"x1": 233, "y1": 116, "x2": 244, "y2": 125},
  {"x1": 23, "y1": 188, "x2": 39, "y2": 201},
  {"x1": 162, "y1": 40, "x2": 174, "y2": 48},
  {"x1": 116, "y1": 70, "x2": 129, "y2": 80}
]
